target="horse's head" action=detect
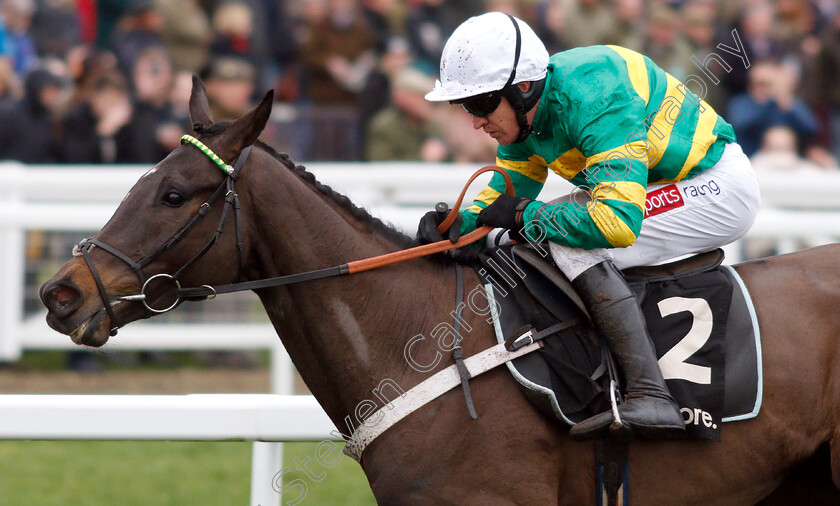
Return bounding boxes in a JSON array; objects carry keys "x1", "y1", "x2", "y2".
[{"x1": 40, "y1": 76, "x2": 273, "y2": 347}]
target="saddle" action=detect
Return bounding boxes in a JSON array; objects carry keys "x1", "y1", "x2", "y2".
[{"x1": 476, "y1": 245, "x2": 762, "y2": 441}]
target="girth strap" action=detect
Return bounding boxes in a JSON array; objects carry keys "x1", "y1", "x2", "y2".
[
  {"x1": 343, "y1": 337, "x2": 545, "y2": 462},
  {"x1": 596, "y1": 439, "x2": 629, "y2": 506}
]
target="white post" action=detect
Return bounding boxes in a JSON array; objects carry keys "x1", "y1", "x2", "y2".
[
  {"x1": 270, "y1": 339, "x2": 294, "y2": 395},
  {"x1": 250, "y1": 441, "x2": 283, "y2": 506},
  {"x1": 250, "y1": 339, "x2": 295, "y2": 505},
  {"x1": 0, "y1": 181, "x2": 24, "y2": 361}
]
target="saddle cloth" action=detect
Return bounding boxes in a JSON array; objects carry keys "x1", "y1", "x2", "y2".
[{"x1": 476, "y1": 246, "x2": 762, "y2": 441}]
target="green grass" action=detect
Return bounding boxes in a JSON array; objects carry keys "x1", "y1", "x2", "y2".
[
  {"x1": 281, "y1": 442, "x2": 376, "y2": 506},
  {"x1": 0, "y1": 441, "x2": 375, "y2": 505}
]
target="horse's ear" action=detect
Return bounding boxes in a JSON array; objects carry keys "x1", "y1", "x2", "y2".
[
  {"x1": 189, "y1": 75, "x2": 214, "y2": 129},
  {"x1": 219, "y1": 89, "x2": 274, "y2": 152}
]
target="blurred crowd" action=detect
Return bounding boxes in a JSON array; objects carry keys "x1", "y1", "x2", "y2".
[{"x1": 1, "y1": 0, "x2": 840, "y2": 169}]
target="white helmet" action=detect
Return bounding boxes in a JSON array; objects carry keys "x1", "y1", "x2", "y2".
[{"x1": 425, "y1": 12, "x2": 549, "y2": 102}]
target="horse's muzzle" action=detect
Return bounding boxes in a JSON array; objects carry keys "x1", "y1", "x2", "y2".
[
  {"x1": 40, "y1": 268, "x2": 115, "y2": 347},
  {"x1": 40, "y1": 280, "x2": 83, "y2": 318}
]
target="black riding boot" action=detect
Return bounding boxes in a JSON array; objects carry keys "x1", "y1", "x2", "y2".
[{"x1": 569, "y1": 261, "x2": 685, "y2": 441}]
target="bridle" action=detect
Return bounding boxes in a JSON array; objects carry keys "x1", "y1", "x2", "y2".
[
  {"x1": 75, "y1": 132, "x2": 516, "y2": 337},
  {"x1": 74, "y1": 134, "x2": 251, "y2": 336}
]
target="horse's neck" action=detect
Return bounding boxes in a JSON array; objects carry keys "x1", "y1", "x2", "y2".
[{"x1": 247, "y1": 159, "x2": 457, "y2": 422}]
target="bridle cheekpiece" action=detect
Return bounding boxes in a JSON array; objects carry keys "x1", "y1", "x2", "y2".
[{"x1": 73, "y1": 134, "x2": 252, "y2": 335}]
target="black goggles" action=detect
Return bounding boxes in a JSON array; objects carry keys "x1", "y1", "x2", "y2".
[{"x1": 452, "y1": 91, "x2": 503, "y2": 117}]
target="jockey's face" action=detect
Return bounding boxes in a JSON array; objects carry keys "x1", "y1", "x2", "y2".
[
  {"x1": 468, "y1": 82, "x2": 539, "y2": 146},
  {"x1": 470, "y1": 96, "x2": 519, "y2": 146}
]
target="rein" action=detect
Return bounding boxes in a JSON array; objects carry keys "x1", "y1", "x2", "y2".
[
  {"x1": 76, "y1": 136, "x2": 514, "y2": 332},
  {"x1": 176, "y1": 164, "x2": 514, "y2": 302}
]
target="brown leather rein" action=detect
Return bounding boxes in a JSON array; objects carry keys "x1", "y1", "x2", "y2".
[
  {"x1": 76, "y1": 136, "x2": 515, "y2": 335},
  {"x1": 165, "y1": 165, "x2": 513, "y2": 306}
]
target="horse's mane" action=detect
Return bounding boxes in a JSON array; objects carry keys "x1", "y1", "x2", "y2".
[
  {"x1": 197, "y1": 122, "x2": 458, "y2": 264},
  {"x1": 255, "y1": 140, "x2": 421, "y2": 250}
]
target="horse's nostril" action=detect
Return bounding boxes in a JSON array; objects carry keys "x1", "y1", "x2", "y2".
[
  {"x1": 42, "y1": 281, "x2": 83, "y2": 316},
  {"x1": 54, "y1": 285, "x2": 77, "y2": 306}
]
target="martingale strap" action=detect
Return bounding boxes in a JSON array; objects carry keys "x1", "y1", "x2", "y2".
[{"x1": 451, "y1": 264, "x2": 477, "y2": 419}]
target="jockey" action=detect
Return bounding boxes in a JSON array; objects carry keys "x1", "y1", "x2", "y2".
[{"x1": 417, "y1": 12, "x2": 760, "y2": 440}]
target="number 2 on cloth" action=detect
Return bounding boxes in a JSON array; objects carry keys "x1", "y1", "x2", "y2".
[{"x1": 656, "y1": 297, "x2": 713, "y2": 384}]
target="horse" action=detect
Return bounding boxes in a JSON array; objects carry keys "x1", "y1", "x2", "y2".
[{"x1": 40, "y1": 77, "x2": 840, "y2": 504}]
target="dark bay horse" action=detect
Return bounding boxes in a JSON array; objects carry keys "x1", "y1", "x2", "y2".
[{"x1": 40, "y1": 78, "x2": 840, "y2": 504}]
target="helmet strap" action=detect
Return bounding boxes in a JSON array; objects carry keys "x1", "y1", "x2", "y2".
[
  {"x1": 514, "y1": 109, "x2": 533, "y2": 143},
  {"x1": 507, "y1": 92, "x2": 533, "y2": 143},
  {"x1": 502, "y1": 14, "x2": 522, "y2": 90},
  {"x1": 502, "y1": 14, "x2": 542, "y2": 144},
  {"x1": 503, "y1": 77, "x2": 545, "y2": 143}
]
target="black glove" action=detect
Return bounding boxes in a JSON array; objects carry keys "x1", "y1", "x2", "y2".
[
  {"x1": 417, "y1": 210, "x2": 463, "y2": 244},
  {"x1": 476, "y1": 194, "x2": 533, "y2": 231}
]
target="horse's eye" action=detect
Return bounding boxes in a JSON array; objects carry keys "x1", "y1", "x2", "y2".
[{"x1": 163, "y1": 191, "x2": 185, "y2": 207}]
